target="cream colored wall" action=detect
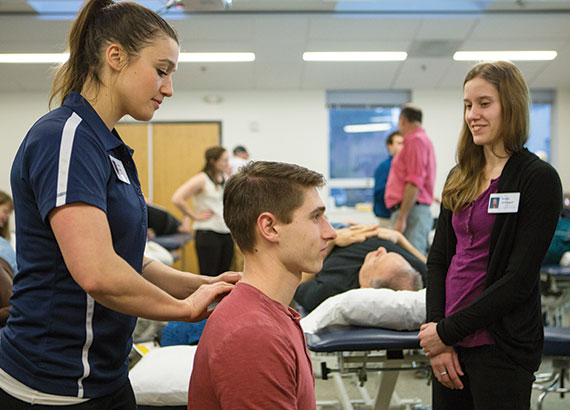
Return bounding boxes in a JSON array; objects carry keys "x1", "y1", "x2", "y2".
[
  {"x1": 553, "y1": 89, "x2": 570, "y2": 192},
  {"x1": 1, "y1": 91, "x2": 51, "y2": 194},
  {"x1": 412, "y1": 88, "x2": 465, "y2": 200},
  {"x1": 1, "y1": 87, "x2": 568, "y2": 202}
]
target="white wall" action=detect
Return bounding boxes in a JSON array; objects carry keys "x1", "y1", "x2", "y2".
[
  {"x1": 144, "y1": 90, "x2": 329, "y2": 177},
  {"x1": 412, "y1": 88, "x2": 465, "y2": 200},
  {"x1": 1, "y1": 87, "x2": 568, "y2": 205},
  {"x1": 0, "y1": 89, "x2": 329, "y2": 193},
  {"x1": 554, "y1": 89, "x2": 570, "y2": 191},
  {"x1": 1, "y1": 91, "x2": 52, "y2": 194}
]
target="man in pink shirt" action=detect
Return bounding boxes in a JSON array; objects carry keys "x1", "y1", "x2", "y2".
[
  {"x1": 385, "y1": 104, "x2": 436, "y2": 254},
  {"x1": 188, "y1": 161, "x2": 337, "y2": 410}
]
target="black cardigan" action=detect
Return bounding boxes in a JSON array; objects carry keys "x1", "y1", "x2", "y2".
[{"x1": 426, "y1": 149, "x2": 562, "y2": 372}]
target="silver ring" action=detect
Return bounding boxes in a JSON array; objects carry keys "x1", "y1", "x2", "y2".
[{"x1": 440, "y1": 371, "x2": 448, "y2": 376}]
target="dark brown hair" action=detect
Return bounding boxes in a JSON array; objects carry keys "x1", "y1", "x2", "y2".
[
  {"x1": 50, "y1": 0, "x2": 178, "y2": 107},
  {"x1": 400, "y1": 104, "x2": 422, "y2": 124},
  {"x1": 442, "y1": 61, "x2": 529, "y2": 212},
  {"x1": 0, "y1": 191, "x2": 13, "y2": 241},
  {"x1": 202, "y1": 146, "x2": 227, "y2": 184},
  {"x1": 386, "y1": 131, "x2": 402, "y2": 146},
  {"x1": 223, "y1": 161, "x2": 325, "y2": 253}
]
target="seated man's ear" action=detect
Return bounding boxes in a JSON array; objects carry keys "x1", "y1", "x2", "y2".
[{"x1": 257, "y1": 212, "x2": 279, "y2": 244}]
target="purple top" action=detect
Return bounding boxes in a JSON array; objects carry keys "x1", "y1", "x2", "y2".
[{"x1": 445, "y1": 177, "x2": 499, "y2": 347}]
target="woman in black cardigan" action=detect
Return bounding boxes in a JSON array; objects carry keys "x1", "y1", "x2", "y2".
[{"x1": 418, "y1": 61, "x2": 562, "y2": 409}]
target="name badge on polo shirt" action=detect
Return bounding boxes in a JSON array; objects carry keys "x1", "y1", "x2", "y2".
[
  {"x1": 488, "y1": 193, "x2": 520, "y2": 214},
  {"x1": 109, "y1": 155, "x2": 131, "y2": 184}
]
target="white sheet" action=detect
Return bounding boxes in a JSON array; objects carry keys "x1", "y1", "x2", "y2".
[{"x1": 129, "y1": 345, "x2": 196, "y2": 406}]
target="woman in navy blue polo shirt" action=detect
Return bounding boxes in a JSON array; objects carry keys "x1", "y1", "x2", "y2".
[{"x1": 0, "y1": 1, "x2": 239, "y2": 408}]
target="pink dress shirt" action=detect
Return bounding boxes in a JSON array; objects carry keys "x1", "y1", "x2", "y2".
[{"x1": 384, "y1": 127, "x2": 436, "y2": 209}]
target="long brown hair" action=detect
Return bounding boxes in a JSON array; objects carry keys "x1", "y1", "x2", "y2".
[
  {"x1": 442, "y1": 61, "x2": 529, "y2": 213},
  {"x1": 49, "y1": 0, "x2": 178, "y2": 107},
  {"x1": 0, "y1": 191, "x2": 13, "y2": 241},
  {"x1": 202, "y1": 146, "x2": 227, "y2": 185}
]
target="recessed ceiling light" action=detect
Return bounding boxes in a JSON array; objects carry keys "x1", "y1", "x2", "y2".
[
  {"x1": 179, "y1": 52, "x2": 255, "y2": 62},
  {"x1": 453, "y1": 51, "x2": 557, "y2": 61},
  {"x1": 0, "y1": 52, "x2": 255, "y2": 64},
  {"x1": 303, "y1": 52, "x2": 407, "y2": 62},
  {"x1": 0, "y1": 53, "x2": 69, "y2": 63}
]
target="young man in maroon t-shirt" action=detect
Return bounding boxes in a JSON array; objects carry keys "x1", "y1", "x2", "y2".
[{"x1": 188, "y1": 161, "x2": 337, "y2": 410}]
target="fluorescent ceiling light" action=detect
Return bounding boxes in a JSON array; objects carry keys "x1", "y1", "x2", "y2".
[
  {"x1": 28, "y1": 0, "x2": 83, "y2": 13},
  {"x1": 28, "y1": 1, "x2": 180, "y2": 14},
  {"x1": 303, "y1": 52, "x2": 407, "y2": 62},
  {"x1": 453, "y1": 51, "x2": 557, "y2": 61},
  {"x1": 0, "y1": 52, "x2": 255, "y2": 64},
  {"x1": 0, "y1": 53, "x2": 69, "y2": 63},
  {"x1": 344, "y1": 123, "x2": 392, "y2": 133},
  {"x1": 179, "y1": 52, "x2": 255, "y2": 62}
]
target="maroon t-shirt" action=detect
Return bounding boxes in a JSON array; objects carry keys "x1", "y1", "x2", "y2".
[{"x1": 188, "y1": 282, "x2": 316, "y2": 410}]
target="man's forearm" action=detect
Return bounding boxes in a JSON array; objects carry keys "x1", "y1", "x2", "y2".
[{"x1": 396, "y1": 233, "x2": 427, "y2": 263}]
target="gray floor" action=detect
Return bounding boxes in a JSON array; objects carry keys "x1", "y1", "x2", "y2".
[{"x1": 313, "y1": 352, "x2": 569, "y2": 410}]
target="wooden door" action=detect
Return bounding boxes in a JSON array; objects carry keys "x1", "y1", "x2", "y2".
[
  {"x1": 152, "y1": 123, "x2": 220, "y2": 273},
  {"x1": 115, "y1": 122, "x2": 221, "y2": 274},
  {"x1": 152, "y1": 123, "x2": 220, "y2": 216}
]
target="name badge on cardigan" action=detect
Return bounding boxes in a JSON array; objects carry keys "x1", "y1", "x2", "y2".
[
  {"x1": 488, "y1": 193, "x2": 520, "y2": 214},
  {"x1": 109, "y1": 155, "x2": 131, "y2": 184}
]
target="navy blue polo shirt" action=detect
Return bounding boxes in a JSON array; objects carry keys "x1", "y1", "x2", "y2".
[{"x1": 0, "y1": 92, "x2": 147, "y2": 398}]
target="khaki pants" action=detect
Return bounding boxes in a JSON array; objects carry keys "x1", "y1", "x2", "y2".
[{"x1": 377, "y1": 217, "x2": 392, "y2": 229}]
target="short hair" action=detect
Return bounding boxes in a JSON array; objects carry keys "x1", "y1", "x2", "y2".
[
  {"x1": 223, "y1": 161, "x2": 325, "y2": 253},
  {"x1": 233, "y1": 145, "x2": 248, "y2": 155},
  {"x1": 369, "y1": 264, "x2": 422, "y2": 291},
  {"x1": 400, "y1": 104, "x2": 422, "y2": 124},
  {"x1": 386, "y1": 131, "x2": 402, "y2": 146}
]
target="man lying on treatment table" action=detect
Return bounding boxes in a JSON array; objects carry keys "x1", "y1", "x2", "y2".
[{"x1": 295, "y1": 224, "x2": 427, "y2": 312}]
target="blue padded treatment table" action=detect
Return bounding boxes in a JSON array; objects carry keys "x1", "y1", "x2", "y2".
[
  {"x1": 150, "y1": 232, "x2": 193, "y2": 269},
  {"x1": 534, "y1": 327, "x2": 570, "y2": 410},
  {"x1": 306, "y1": 325, "x2": 420, "y2": 352},
  {"x1": 306, "y1": 325, "x2": 570, "y2": 409},
  {"x1": 306, "y1": 325, "x2": 427, "y2": 410},
  {"x1": 541, "y1": 265, "x2": 570, "y2": 276},
  {"x1": 306, "y1": 325, "x2": 570, "y2": 359},
  {"x1": 543, "y1": 326, "x2": 570, "y2": 356},
  {"x1": 150, "y1": 233, "x2": 193, "y2": 251}
]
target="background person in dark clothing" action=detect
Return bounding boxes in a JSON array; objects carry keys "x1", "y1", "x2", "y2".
[
  {"x1": 295, "y1": 225, "x2": 426, "y2": 312},
  {"x1": 373, "y1": 131, "x2": 404, "y2": 228}
]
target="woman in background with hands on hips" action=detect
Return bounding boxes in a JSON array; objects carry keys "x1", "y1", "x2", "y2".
[{"x1": 172, "y1": 146, "x2": 234, "y2": 277}]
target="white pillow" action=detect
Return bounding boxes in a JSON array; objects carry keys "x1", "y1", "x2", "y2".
[
  {"x1": 145, "y1": 241, "x2": 174, "y2": 267},
  {"x1": 129, "y1": 345, "x2": 196, "y2": 406},
  {"x1": 560, "y1": 251, "x2": 570, "y2": 266},
  {"x1": 300, "y1": 288, "x2": 426, "y2": 334}
]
